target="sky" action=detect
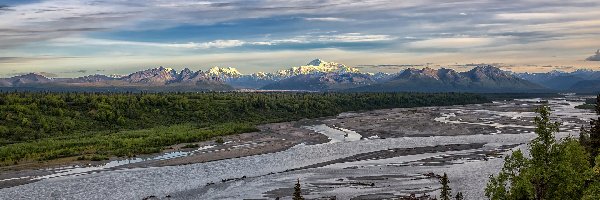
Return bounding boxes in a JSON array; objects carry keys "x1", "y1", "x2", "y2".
[{"x1": 1, "y1": 0, "x2": 600, "y2": 77}]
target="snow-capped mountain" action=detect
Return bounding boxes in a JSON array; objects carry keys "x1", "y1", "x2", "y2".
[
  {"x1": 121, "y1": 66, "x2": 178, "y2": 85},
  {"x1": 276, "y1": 59, "x2": 360, "y2": 77},
  {"x1": 0, "y1": 60, "x2": 572, "y2": 92},
  {"x1": 350, "y1": 65, "x2": 546, "y2": 92},
  {"x1": 0, "y1": 67, "x2": 232, "y2": 91},
  {"x1": 206, "y1": 67, "x2": 243, "y2": 79},
  {"x1": 259, "y1": 59, "x2": 378, "y2": 90},
  {"x1": 205, "y1": 59, "x2": 368, "y2": 89}
]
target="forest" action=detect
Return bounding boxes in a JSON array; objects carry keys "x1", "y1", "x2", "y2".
[
  {"x1": 483, "y1": 99, "x2": 600, "y2": 200},
  {"x1": 0, "y1": 92, "x2": 489, "y2": 166}
]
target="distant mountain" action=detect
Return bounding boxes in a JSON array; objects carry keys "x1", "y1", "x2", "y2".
[
  {"x1": 569, "y1": 80, "x2": 600, "y2": 93},
  {"x1": 260, "y1": 59, "x2": 376, "y2": 91},
  {"x1": 206, "y1": 67, "x2": 243, "y2": 79},
  {"x1": 203, "y1": 67, "x2": 278, "y2": 89},
  {"x1": 516, "y1": 69, "x2": 600, "y2": 92},
  {"x1": 276, "y1": 59, "x2": 360, "y2": 77},
  {"x1": 0, "y1": 67, "x2": 232, "y2": 91},
  {"x1": 0, "y1": 73, "x2": 52, "y2": 87},
  {"x1": 197, "y1": 59, "x2": 373, "y2": 90},
  {"x1": 2, "y1": 60, "x2": 576, "y2": 93},
  {"x1": 121, "y1": 67, "x2": 178, "y2": 85},
  {"x1": 350, "y1": 66, "x2": 547, "y2": 92},
  {"x1": 262, "y1": 72, "x2": 375, "y2": 91}
]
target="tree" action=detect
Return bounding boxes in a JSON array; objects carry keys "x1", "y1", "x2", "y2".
[
  {"x1": 587, "y1": 95, "x2": 600, "y2": 164},
  {"x1": 293, "y1": 179, "x2": 304, "y2": 200},
  {"x1": 455, "y1": 192, "x2": 464, "y2": 200},
  {"x1": 486, "y1": 106, "x2": 592, "y2": 200},
  {"x1": 583, "y1": 155, "x2": 600, "y2": 200},
  {"x1": 440, "y1": 173, "x2": 452, "y2": 200}
]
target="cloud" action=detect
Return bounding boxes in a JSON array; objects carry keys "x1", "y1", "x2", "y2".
[
  {"x1": 48, "y1": 38, "x2": 253, "y2": 49},
  {"x1": 495, "y1": 11, "x2": 600, "y2": 21},
  {"x1": 357, "y1": 64, "x2": 426, "y2": 70},
  {"x1": 265, "y1": 33, "x2": 395, "y2": 44},
  {"x1": 316, "y1": 33, "x2": 395, "y2": 42},
  {"x1": 3, "y1": 71, "x2": 58, "y2": 78},
  {"x1": 1, "y1": 0, "x2": 600, "y2": 73},
  {"x1": 495, "y1": 13, "x2": 563, "y2": 20},
  {"x1": 42, "y1": 32, "x2": 394, "y2": 51},
  {"x1": 586, "y1": 50, "x2": 600, "y2": 61},
  {"x1": 168, "y1": 40, "x2": 247, "y2": 49},
  {"x1": 408, "y1": 37, "x2": 497, "y2": 49},
  {"x1": 303, "y1": 17, "x2": 351, "y2": 22},
  {"x1": 0, "y1": 5, "x2": 13, "y2": 12},
  {"x1": 0, "y1": 56, "x2": 79, "y2": 63}
]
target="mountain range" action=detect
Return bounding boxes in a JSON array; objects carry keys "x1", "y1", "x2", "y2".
[
  {"x1": 0, "y1": 67, "x2": 232, "y2": 91},
  {"x1": 350, "y1": 66, "x2": 545, "y2": 92},
  {"x1": 1, "y1": 59, "x2": 597, "y2": 93},
  {"x1": 515, "y1": 69, "x2": 600, "y2": 93}
]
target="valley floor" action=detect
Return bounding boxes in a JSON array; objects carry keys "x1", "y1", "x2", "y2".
[{"x1": 0, "y1": 95, "x2": 594, "y2": 199}]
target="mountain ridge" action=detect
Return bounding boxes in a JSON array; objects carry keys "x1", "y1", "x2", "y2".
[
  {"x1": 0, "y1": 67, "x2": 232, "y2": 91},
  {"x1": 349, "y1": 65, "x2": 547, "y2": 92},
  {"x1": 1, "y1": 59, "x2": 586, "y2": 93},
  {"x1": 516, "y1": 69, "x2": 600, "y2": 92}
]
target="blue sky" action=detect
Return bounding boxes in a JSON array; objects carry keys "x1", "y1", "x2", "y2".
[{"x1": 1, "y1": 0, "x2": 600, "y2": 77}]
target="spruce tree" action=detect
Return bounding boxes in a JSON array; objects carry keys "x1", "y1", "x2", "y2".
[
  {"x1": 440, "y1": 173, "x2": 451, "y2": 200},
  {"x1": 588, "y1": 95, "x2": 600, "y2": 164},
  {"x1": 455, "y1": 192, "x2": 464, "y2": 200},
  {"x1": 486, "y1": 106, "x2": 592, "y2": 200},
  {"x1": 293, "y1": 179, "x2": 304, "y2": 200}
]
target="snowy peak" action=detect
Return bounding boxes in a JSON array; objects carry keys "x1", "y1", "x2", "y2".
[
  {"x1": 207, "y1": 67, "x2": 242, "y2": 78},
  {"x1": 307, "y1": 58, "x2": 326, "y2": 66},
  {"x1": 397, "y1": 67, "x2": 441, "y2": 80},
  {"x1": 465, "y1": 65, "x2": 513, "y2": 81},
  {"x1": 122, "y1": 66, "x2": 178, "y2": 85},
  {"x1": 277, "y1": 59, "x2": 361, "y2": 77}
]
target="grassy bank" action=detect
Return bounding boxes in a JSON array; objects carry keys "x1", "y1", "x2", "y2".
[
  {"x1": 0, "y1": 92, "x2": 489, "y2": 166},
  {"x1": 0, "y1": 123, "x2": 256, "y2": 165}
]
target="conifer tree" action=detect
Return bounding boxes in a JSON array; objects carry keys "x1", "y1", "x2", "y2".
[
  {"x1": 486, "y1": 106, "x2": 592, "y2": 200},
  {"x1": 440, "y1": 173, "x2": 451, "y2": 200},
  {"x1": 588, "y1": 95, "x2": 600, "y2": 164},
  {"x1": 293, "y1": 179, "x2": 304, "y2": 200},
  {"x1": 455, "y1": 192, "x2": 464, "y2": 200}
]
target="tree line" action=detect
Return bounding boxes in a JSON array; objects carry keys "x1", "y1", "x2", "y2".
[{"x1": 0, "y1": 92, "x2": 489, "y2": 165}]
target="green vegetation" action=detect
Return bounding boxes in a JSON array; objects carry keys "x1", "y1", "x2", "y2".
[
  {"x1": 585, "y1": 98, "x2": 597, "y2": 105},
  {"x1": 578, "y1": 97, "x2": 598, "y2": 110},
  {"x1": 293, "y1": 179, "x2": 305, "y2": 200},
  {"x1": 581, "y1": 95, "x2": 600, "y2": 165},
  {"x1": 440, "y1": 173, "x2": 452, "y2": 200},
  {"x1": 486, "y1": 105, "x2": 600, "y2": 200},
  {"x1": 455, "y1": 192, "x2": 464, "y2": 200},
  {"x1": 0, "y1": 92, "x2": 488, "y2": 166},
  {"x1": 576, "y1": 104, "x2": 596, "y2": 110},
  {"x1": 439, "y1": 173, "x2": 464, "y2": 200}
]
